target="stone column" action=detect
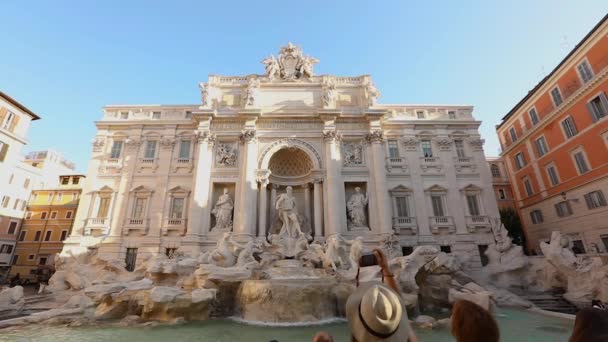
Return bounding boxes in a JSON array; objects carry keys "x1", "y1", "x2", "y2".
[
  {"x1": 303, "y1": 183, "x2": 311, "y2": 223},
  {"x1": 187, "y1": 130, "x2": 215, "y2": 239},
  {"x1": 258, "y1": 180, "x2": 269, "y2": 237},
  {"x1": 323, "y1": 129, "x2": 345, "y2": 236},
  {"x1": 233, "y1": 130, "x2": 258, "y2": 238},
  {"x1": 70, "y1": 136, "x2": 105, "y2": 238},
  {"x1": 313, "y1": 179, "x2": 323, "y2": 238},
  {"x1": 270, "y1": 184, "x2": 278, "y2": 229},
  {"x1": 109, "y1": 138, "x2": 141, "y2": 237},
  {"x1": 367, "y1": 131, "x2": 393, "y2": 234}
]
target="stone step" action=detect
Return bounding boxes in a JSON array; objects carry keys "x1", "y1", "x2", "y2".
[{"x1": 519, "y1": 291, "x2": 579, "y2": 315}]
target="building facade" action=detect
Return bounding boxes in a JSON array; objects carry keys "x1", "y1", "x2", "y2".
[
  {"x1": 0, "y1": 92, "x2": 40, "y2": 281},
  {"x1": 9, "y1": 175, "x2": 84, "y2": 282},
  {"x1": 486, "y1": 157, "x2": 517, "y2": 210},
  {"x1": 496, "y1": 15, "x2": 608, "y2": 255},
  {"x1": 65, "y1": 43, "x2": 500, "y2": 270}
]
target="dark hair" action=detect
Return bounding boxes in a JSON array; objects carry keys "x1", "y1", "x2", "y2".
[
  {"x1": 569, "y1": 307, "x2": 608, "y2": 342},
  {"x1": 451, "y1": 300, "x2": 499, "y2": 342}
]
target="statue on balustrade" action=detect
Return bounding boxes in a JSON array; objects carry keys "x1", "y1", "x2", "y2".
[
  {"x1": 211, "y1": 188, "x2": 234, "y2": 230},
  {"x1": 347, "y1": 187, "x2": 369, "y2": 229}
]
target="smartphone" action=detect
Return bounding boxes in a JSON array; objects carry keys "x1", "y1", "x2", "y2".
[{"x1": 359, "y1": 253, "x2": 378, "y2": 267}]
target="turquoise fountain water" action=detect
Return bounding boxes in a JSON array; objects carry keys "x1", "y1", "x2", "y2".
[{"x1": 0, "y1": 308, "x2": 572, "y2": 342}]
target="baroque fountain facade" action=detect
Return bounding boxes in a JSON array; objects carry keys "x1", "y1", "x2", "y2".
[
  {"x1": 5, "y1": 43, "x2": 604, "y2": 330},
  {"x1": 66, "y1": 42, "x2": 500, "y2": 267}
]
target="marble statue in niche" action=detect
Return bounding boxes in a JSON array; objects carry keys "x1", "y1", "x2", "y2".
[
  {"x1": 347, "y1": 187, "x2": 369, "y2": 229},
  {"x1": 275, "y1": 186, "x2": 304, "y2": 239},
  {"x1": 343, "y1": 142, "x2": 364, "y2": 166},
  {"x1": 211, "y1": 188, "x2": 234, "y2": 230},
  {"x1": 215, "y1": 143, "x2": 237, "y2": 166}
]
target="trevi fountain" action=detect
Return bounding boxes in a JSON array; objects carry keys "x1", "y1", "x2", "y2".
[{"x1": 1, "y1": 43, "x2": 606, "y2": 341}]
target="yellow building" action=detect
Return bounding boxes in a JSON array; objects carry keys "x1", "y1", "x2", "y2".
[{"x1": 10, "y1": 175, "x2": 84, "y2": 283}]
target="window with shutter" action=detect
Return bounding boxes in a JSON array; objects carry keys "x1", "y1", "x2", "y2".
[
  {"x1": 0, "y1": 140, "x2": 9, "y2": 162},
  {"x1": 144, "y1": 141, "x2": 157, "y2": 159},
  {"x1": 577, "y1": 60, "x2": 594, "y2": 83},
  {"x1": 587, "y1": 93, "x2": 608, "y2": 122},
  {"x1": 555, "y1": 201, "x2": 573, "y2": 217},
  {"x1": 110, "y1": 141, "x2": 123, "y2": 159},
  {"x1": 98, "y1": 197, "x2": 110, "y2": 218},
  {"x1": 421, "y1": 140, "x2": 433, "y2": 157},
  {"x1": 529, "y1": 108, "x2": 539, "y2": 125},
  {"x1": 431, "y1": 195, "x2": 444, "y2": 216},
  {"x1": 132, "y1": 198, "x2": 146, "y2": 219},
  {"x1": 535, "y1": 137, "x2": 548, "y2": 157},
  {"x1": 562, "y1": 117, "x2": 578, "y2": 138},
  {"x1": 466, "y1": 195, "x2": 480, "y2": 216},
  {"x1": 179, "y1": 140, "x2": 191, "y2": 159},
  {"x1": 8, "y1": 115, "x2": 19, "y2": 132},
  {"x1": 454, "y1": 140, "x2": 466, "y2": 158},
  {"x1": 387, "y1": 140, "x2": 399, "y2": 158},
  {"x1": 395, "y1": 196, "x2": 408, "y2": 217},
  {"x1": 573, "y1": 151, "x2": 589, "y2": 174},
  {"x1": 546, "y1": 165, "x2": 560, "y2": 186},
  {"x1": 551, "y1": 87, "x2": 563, "y2": 106},
  {"x1": 584, "y1": 190, "x2": 607, "y2": 209}
]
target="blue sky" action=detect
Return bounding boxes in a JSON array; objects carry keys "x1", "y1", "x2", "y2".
[{"x1": 2, "y1": 1, "x2": 607, "y2": 172}]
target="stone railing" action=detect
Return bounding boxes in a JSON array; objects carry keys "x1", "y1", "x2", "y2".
[
  {"x1": 420, "y1": 156, "x2": 439, "y2": 164},
  {"x1": 175, "y1": 157, "x2": 191, "y2": 164},
  {"x1": 162, "y1": 218, "x2": 187, "y2": 236},
  {"x1": 86, "y1": 218, "x2": 108, "y2": 226},
  {"x1": 465, "y1": 215, "x2": 492, "y2": 233},
  {"x1": 429, "y1": 216, "x2": 455, "y2": 234},
  {"x1": 392, "y1": 216, "x2": 417, "y2": 235},
  {"x1": 385, "y1": 157, "x2": 408, "y2": 173},
  {"x1": 123, "y1": 218, "x2": 149, "y2": 235},
  {"x1": 84, "y1": 218, "x2": 109, "y2": 236},
  {"x1": 454, "y1": 156, "x2": 473, "y2": 164},
  {"x1": 139, "y1": 158, "x2": 156, "y2": 164}
]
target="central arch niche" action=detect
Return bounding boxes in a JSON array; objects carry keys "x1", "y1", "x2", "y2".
[{"x1": 267, "y1": 147, "x2": 314, "y2": 182}]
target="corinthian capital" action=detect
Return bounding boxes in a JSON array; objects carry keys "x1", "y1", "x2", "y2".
[
  {"x1": 322, "y1": 129, "x2": 342, "y2": 142},
  {"x1": 196, "y1": 131, "x2": 216, "y2": 145},
  {"x1": 239, "y1": 129, "x2": 257, "y2": 143},
  {"x1": 91, "y1": 138, "x2": 105, "y2": 153},
  {"x1": 125, "y1": 138, "x2": 142, "y2": 150},
  {"x1": 365, "y1": 130, "x2": 385, "y2": 144}
]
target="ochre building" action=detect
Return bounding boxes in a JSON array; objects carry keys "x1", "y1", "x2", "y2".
[
  {"x1": 496, "y1": 15, "x2": 608, "y2": 255},
  {"x1": 10, "y1": 175, "x2": 84, "y2": 282}
]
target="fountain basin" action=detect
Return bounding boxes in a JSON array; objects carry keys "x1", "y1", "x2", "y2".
[
  {"x1": 236, "y1": 279, "x2": 352, "y2": 323},
  {"x1": 0, "y1": 308, "x2": 573, "y2": 342}
]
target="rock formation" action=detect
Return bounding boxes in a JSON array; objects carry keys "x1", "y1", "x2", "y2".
[
  {"x1": 482, "y1": 222, "x2": 529, "y2": 288},
  {"x1": 0, "y1": 232, "x2": 537, "y2": 329},
  {"x1": 539, "y1": 231, "x2": 608, "y2": 306}
]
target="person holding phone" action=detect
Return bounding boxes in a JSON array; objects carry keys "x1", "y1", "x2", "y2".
[{"x1": 345, "y1": 249, "x2": 418, "y2": 342}]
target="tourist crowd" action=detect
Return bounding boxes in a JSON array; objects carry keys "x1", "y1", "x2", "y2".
[{"x1": 310, "y1": 249, "x2": 608, "y2": 342}]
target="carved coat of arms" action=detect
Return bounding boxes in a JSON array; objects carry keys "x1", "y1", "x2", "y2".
[{"x1": 261, "y1": 42, "x2": 319, "y2": 81}]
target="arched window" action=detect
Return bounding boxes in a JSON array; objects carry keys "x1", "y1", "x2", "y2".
[{"x1": 490, "y1": 164, "x2": 500, "y2": 178}]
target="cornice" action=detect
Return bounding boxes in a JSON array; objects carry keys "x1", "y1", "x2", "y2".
[{"x1": 500, "y1": 67, "x2": 608, "y2": 156}]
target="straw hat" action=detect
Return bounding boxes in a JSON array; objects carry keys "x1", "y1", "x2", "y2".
[{"x1": 345, "y1": 281, "x2": 409, "y2": 341}]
